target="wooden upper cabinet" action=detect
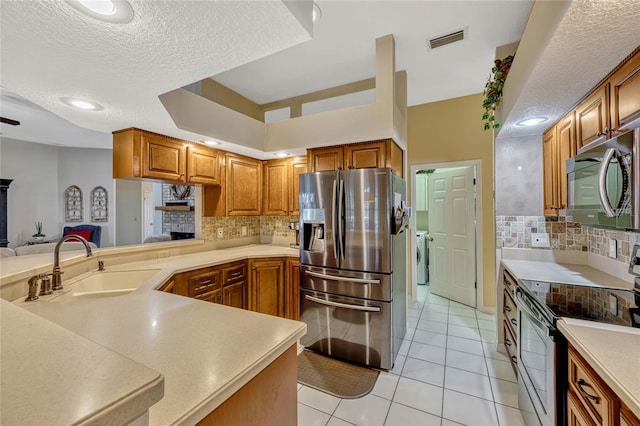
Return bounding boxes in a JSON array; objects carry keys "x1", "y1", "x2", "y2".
[
  {"x1": 226, "y1": 153, "x2": 262, "y2": 216},
  {"x1": 187, "y1": 146, "x2": 221, "y2": 185},
  {"x1": 307, "y1": 139, "x2": 404, "y2": 177},
  {"x1": 557, "y1": 112, "x2": 576, "y2": 210},
  {"x1": 288, "y1": 157, "x2": 307, "y2": 216},
  {"x1": 307, "y1": 146, "x2": 344, "y2": 172},
  {"x1": 609, "y1": 50, "x2": 640, "y2": 134},
  {"x1": 142, "y1": 133, "x2": 187, "y2": 182},
  {"x1": 263, "y1": 159, "x2": 289, "y2": 216},
  {"x1": 575, "y1": 84, "x2": 610, "y2": 151},
  {"x1": 344, "y1": 141, "x2": 386, "y2": 170},
  {"x1": 249, "y1": 258, "x2": 286, "y2": 317},
  {"x1": 543, "y1": 126, "x2": 558, "y2": 216}
]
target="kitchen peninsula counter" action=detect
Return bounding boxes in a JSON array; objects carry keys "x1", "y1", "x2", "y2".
[{"x1": 3, "y1": 243, "x2": 305, "y2": 425}]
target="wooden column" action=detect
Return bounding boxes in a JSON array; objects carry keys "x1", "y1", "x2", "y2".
[{"x1": 0, "y1": 179, "x2": 13, "y2": 247}]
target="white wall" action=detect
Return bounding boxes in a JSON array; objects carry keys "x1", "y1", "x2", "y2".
[
  {"x1": 115, "y1": 179, "x2": 143, "y2": 246},
  {"x1": 57, "y1": 146, "x2": 115, "y2": 247},
  {"x1": 0, "y1": 138, "x2": 59, "y2": 246}
]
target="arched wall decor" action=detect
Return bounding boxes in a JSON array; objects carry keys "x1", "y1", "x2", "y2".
[
  {"x1": 90, "y1": 186, "x2": 108, "y2": 222},
  {"x1": 65, "y1": 185, "x2": 83, "y2": 222}
]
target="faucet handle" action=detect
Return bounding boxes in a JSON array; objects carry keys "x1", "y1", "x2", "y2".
[
  {"x1": 25, "y1": 276, "x2": 40, "y2": 301},
  {"x1": 38, "y1": 275, "x2": 53, "y2": 296}
]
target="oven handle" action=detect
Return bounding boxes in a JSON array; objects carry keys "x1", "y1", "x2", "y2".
[
  {"x1": 305, "y1": 270, "x2": 381, "y2": 284},
  {"x1": 598, "y1": 147, "x2": 631, "y2": 217},
  {"x1": 515, "y1": 287, "x2": 556, "y2": 338},
  {"x1": 304, "y1": 294, "x2": 381, "y2": 312}
]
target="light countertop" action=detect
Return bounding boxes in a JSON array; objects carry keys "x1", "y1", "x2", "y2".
[
  {"x1": 1, "y1": 299, "x2": 164, "y2": 425},
  {"x1": 558, "y1": 318, "x2": 640, "y2": 418},
  {"x1": 501, "y1": 258, "x2": 632, "y2": 289},
  {"x1": 5, "y1": 244, "x2": 306, "y2": 425}
]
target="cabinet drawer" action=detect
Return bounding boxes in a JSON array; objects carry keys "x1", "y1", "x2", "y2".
[
  {"x1": 222, "y1": 261, "x2": 247, "y2": 286},
  {"x1": 503, "y1": 270, "x2": 517, "y2": 293},
  {"x1": 568, "y1": 345, "x2": 617, "y2": 426},
  {"x1": 503, "y1": 289, "x2": 518, "y2": 333},
  {"x1": 188, "y1": 268, "x2": 221, "y2": 296},
  {"x1": 503, "y1": 320, "x2": 518, "y2": 377}
]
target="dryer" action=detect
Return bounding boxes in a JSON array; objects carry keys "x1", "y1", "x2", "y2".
[{"x1": 416, "y1": 231, "x2": 426, "y2": 284}]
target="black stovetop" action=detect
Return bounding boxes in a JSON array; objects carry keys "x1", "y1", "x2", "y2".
[{"x1": 519, "y1": 280, "x2": 640, "y2": 328}]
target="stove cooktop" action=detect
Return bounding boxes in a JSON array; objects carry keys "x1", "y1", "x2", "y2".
[{"x1": 519, "y1": 280, "x2": 640, "y2": 328}]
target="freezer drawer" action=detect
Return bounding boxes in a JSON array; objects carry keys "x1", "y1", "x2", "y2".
[
  {"x1": 300, "y1": 289, "x2": 392, "y2": 370},
  {"x1": 301, "y1": 265, "x2": 392, "y2": 301}
]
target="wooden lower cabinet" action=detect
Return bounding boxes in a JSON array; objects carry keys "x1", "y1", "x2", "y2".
[
  {"x1": 163, "y1": 257, "x2": 298, "y2": 319},
  {"x1": 223, "y1": 281, "x2": 247, "y2": 310},
  {"x1": 196, "y1": 344, "x2": 297, "y2": 426},
  {"x1": 566, "y1": 344, "x2": 640, "y2": 426},
  {"x1": 249, "y1": 258, "x2": 286, "y2": 317},
  {"x1": 286, "y1": 258, "x2": 300, "y2": 320}
]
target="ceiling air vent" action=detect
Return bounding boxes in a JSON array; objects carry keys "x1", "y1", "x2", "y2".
[{"x1": 427, "y1": 28, "x2": 467, "y2": 50}]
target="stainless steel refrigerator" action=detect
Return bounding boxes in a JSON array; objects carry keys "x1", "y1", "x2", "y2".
[{"x1": 299, "y1": 168, "x2": 407, "y2": 370}]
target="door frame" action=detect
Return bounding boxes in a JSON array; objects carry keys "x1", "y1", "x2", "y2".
[{"x1": 409, "y1": 159, "x2": 484, "y2": 311}]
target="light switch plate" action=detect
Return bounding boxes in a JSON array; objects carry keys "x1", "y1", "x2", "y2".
[
  {"x1": 531, "y1": 233, "x2": 550, "y2": 248},
  {"x1": 609, "y1": 294, "x2": 618, "y2": 315},
  {"x1": 217, "y1": 227, "x2": 224, "y2": 238},
  {"x1": 241, "y1": 226, "x2": 247, "y2": 237},
  {"x1": 608, "y1": 239, "x2": 617, "y2": 258}
]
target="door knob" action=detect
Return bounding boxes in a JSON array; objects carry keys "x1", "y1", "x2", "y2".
[{"x1": 427, "y1": 236, "x2": 434, "y2": 242}]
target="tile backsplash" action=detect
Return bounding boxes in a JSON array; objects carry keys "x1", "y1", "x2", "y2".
[
  {"x1": 201, "y1": 216, "x2": 298, "y2": 241},
  {"x1": 496, "y1": 215, "x2": 640, "y2": 265}
]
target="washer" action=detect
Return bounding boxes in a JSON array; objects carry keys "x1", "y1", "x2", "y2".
[{"x1": 416, "y1": 231, "x2": 426, "y2": 284}]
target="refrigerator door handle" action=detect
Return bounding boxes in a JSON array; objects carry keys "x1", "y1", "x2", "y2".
[
  {"x1": 338, "y1": 178, "x2": 345, "y2": 260},
  {"x1": 305, "y1": 270, "x2": 381, "y2": 284},
  {"x1": 332, "y1": 179, "x2": 339, "y2": 261},
  {"x1": 305, "y1": 294, "x2": 381, "y2": 312}
]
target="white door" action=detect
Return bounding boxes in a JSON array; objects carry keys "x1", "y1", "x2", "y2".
[
  {"x1": 428, "y1": 166, "x2": 476, "y2": 307},
  {"x1": 143, "y1": 190, "x2": 154, "y2": 240}
]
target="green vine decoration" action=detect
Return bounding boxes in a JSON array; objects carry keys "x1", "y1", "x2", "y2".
[{"x1": 482, "y1": 54, "x2": 514, "y2": 131}]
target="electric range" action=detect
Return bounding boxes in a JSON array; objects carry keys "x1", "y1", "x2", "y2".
[{"x1": 518, "y1": 279, "x2": 640, "y2": 329}]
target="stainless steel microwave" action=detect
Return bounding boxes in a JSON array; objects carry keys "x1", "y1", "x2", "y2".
[{"x1": 566, "y1": 128, "x2": 640, "y2": 230}]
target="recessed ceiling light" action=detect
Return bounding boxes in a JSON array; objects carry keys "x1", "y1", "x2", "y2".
[
  {"x1": 60, "y1": 97, "x2": 104, "y2": 111},
  {"x1": 516, "y1": 117, "x2": 548, "y2": 127},
  {"x1": 274, "y1": 152, "x2": 289, "y2": 158},
  {"x1": 203, "y1": 140, "x2": 220, "y2": 146},
  {"x1": 312, "y1": 3, "x2": 322, "y2": 24},
  {"x1": 66, "y1": 0, "x2": 133, "y2": 23}
]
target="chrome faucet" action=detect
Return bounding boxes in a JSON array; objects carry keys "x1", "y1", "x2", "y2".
[{"x1": 51, "y1": 234, "x2": 93, "y2": 291}]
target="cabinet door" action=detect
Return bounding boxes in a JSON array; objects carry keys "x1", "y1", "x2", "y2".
[
  {"x1": 288, "y1": 157, "x2": 307, "y2": 215},
  {"x1": 187, "y1": 146, "x2": 221, "y2": 185},
  {"x1": 575, "y1": 85, "x2": 610, "y2": 150},
  {"x1": 557, "y1": 112, "x2": 576, "y2": 210},
  {"x1": 159, "y1": 279, "x2": 175, "y2": 293},
  {"x1": 307, "y1": 147, "x2": 344, "y2": 172},
  {"x1": 142, "y1": 133, "x2": 186, "y2": 181},
  {"x1": 568, "y1": 390, "x2": 598, "y2": 426},
  {"x1": 249, "y1": 258, "x2": 285, "y2": 317},
  {"x1": 226, "y1": 154, "x2": 262, "y2": 216},
  {"x1": 344, "y1": 141, "x2": 386, "y2": 170},
  {"x1": 223, "y1": 281, "x2": 247, "y2": 310},
  {"x1": 263, "y1": 159, "x2": 289, "y2": 216},
  {"x1": 195, "y1": 289, "x2": 223, "y2": 304},
  {"x1": 543, "y1": 126, "x2": 558, "y2": 216},
  {"x1": 285, "y1": 258, "x2": 300, "y2": 320},
  {"x1": 610, "y1": 51, "x2": 640, "y2": 134}
]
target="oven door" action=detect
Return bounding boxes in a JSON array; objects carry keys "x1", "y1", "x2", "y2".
[
  {"x1": 299, "y1": 289, "x2": 392, "y2": 369},
  {"x1": 516, "y1": 291, "x2": 556, "y2": 426}
]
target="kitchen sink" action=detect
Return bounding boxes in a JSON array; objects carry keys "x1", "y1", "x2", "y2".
[{"x1": 50, "y1": 269, "x2": 161, "y2": 302}]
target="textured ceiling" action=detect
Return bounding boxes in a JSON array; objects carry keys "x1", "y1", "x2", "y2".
[
  {"x1": 499, "y1": 0, "x2": 640, "y2": 139},
  {"x1": 0, "y1": 0, "x2": 311, "y2": 149}
]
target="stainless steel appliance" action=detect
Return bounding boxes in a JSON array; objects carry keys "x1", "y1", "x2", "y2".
[
  {"x1": 567, "y1": 128, "x2": 640, "y2": 230},
  {"x1": 299, "y1": 168, "x2": 407, "y2": 370},
  {"x1": 513, "y1": 261, "x2": 640, "y2": 426}
]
